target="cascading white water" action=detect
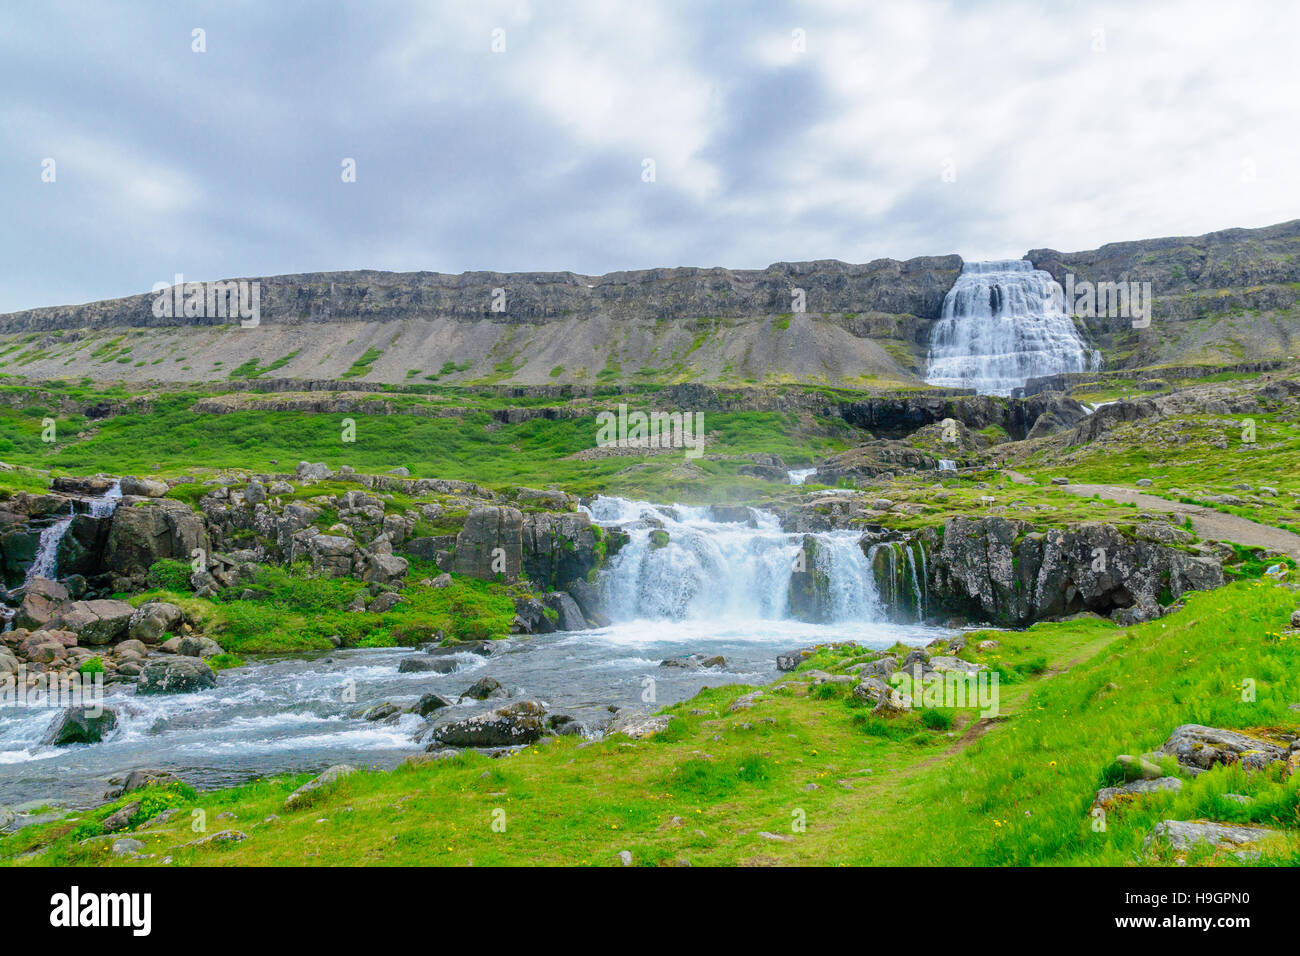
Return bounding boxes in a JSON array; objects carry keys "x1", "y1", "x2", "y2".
[
  {"x1": 937, "y1": 459, "x2": 957, "y2": 471},
  {"x1": 582, "y1": 497, "x2": 883, "y2": 624},
  {"x1": 787, "y1": 468, "x2": 817, "y2": 485},
  {"x1": 925, "y1": 260, "x2": 1097, "y2": 396},
  {"x1": 20, "y1": 481, "x2": 122, "y2": 588}
]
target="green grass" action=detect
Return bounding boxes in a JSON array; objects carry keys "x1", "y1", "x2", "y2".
[
  {"x1": 341, "y1": 348, "x2": 384, "y2": 380},
  {"x1": 127, "y1": 563, "x2": 520, "y2": 653},
  {"x1": 6, "y1": 580, "x2": 1297, "y2": 867}
]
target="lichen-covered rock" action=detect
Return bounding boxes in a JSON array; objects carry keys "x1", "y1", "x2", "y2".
[
  {"x1": 429, "y1": 701, "x2": 545, "y2": 748},
  {"x1": 128, "y1": 602, "x2": 184, "y2": 644},
  {"x1": 1143, "y1": 819, "x2": 1281, "y2": 854},
  {"x1": 137, "y1": 657, "x2": 217, "y2": 695},
  {"x1": 605, "y1": 710, "x2": 673, "y2": 739},
  {"x1": 1159, "y1": 724, "x2": 1290, "y2": 773},
  {"x1": 1092, "y1": 776, "x2": 1182, "y2": 811}
]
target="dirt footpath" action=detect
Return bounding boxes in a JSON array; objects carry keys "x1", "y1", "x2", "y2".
[{"x1": 1061, "y1": 482, "x2": 1300, "y2": 561}]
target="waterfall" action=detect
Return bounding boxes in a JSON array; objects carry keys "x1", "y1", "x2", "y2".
[
  {"x1": 903, "y1": 544, "x2": 923, "y2": 617},
  {"x1": 937, "y1": 459, "x2": 957, "y2": 471},
  {"x1": 788, "y1": 468, "x2": 817, "y2": 485},
  {"x1": 925, "y1": 260, "x2": 1096, "y2": 396},
  {"x1": 21, "y1": 481, "x2": 122, "y2": 589},
  {"x1": 582, "y1": 496, "x2": 882, "y2": 624}
]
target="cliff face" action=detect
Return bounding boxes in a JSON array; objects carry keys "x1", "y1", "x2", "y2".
[
  {"x1": 1029, "y1": 219, "x2": 1300, "y2": 369},
  {"x1": 0, "y1": 257, "x2": 962, "y2": 332},
  {"x1": 0, "y1": 256, "x2": 961, "y2": 388},
  {"x1": 2, "y1": 219, "x2": 1298, "y2": 388}
]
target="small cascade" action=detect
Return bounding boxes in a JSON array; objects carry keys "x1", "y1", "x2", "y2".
[
  {"x1": 925, "y1": 260, "x2": 1097, "y2": 396},
  {"x1": 24, "y1": 511, "x2": 74, "y2": 583},
  {"x1": 866, "y1": 538, "x2": 929, "y2": 623},
  {"x1": 19, "y1": 480, "x2": 122, "y2": 590},
  {"x1": 582, "y1": 496, "x2": 883, "y2": 624},
  {"x1": 903, "y1": 544, "x2": 923, "y2": 618},
  {"x1": 788, "y1": 468, "x2": 817, "y2": 486},
  {"x1": 937, "y1": 459, "x2": 957, "y2": 471}
]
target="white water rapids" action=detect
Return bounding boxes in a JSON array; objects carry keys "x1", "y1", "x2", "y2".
[
  {"x1": 925, "y1": 259, "x2": 1099, "y2": 396},
  {"x1": 0, "y1": 495, "x2": 945, "y2": 812}
]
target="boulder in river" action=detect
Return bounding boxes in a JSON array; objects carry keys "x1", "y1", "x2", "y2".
[
  {"x1": 461, "y1": 676, "x2": 507, "y2": 700},
  {"x1": 41, "y1": 706, "x2": 118, "y2": 746},
  {"x1": 137, "y1": 657, "x2": 217, "y2": 695}
]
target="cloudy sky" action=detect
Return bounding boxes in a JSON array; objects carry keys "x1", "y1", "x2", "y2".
[{"x1": 2, "y1": 0, "x2": 1297, "y2": 312}]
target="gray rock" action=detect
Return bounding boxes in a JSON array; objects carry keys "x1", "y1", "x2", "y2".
[
  {"x1": 49, "y1": 599, "x2": 135, "y2": 645},
  {"x1": 296, "y1": 461, "x2": 332, "y2": 480},
  {"x1": 177, "y1": 635, "x2": 223, "y2": 658},
  {"x1": 398, "y1": 656, "x2": 458, "y2": 674},
  {"x1": 104, "y1": 500, "x2": 209, "y2": 575},
  {"x1": 461, "y1": 676, "x2": 507, "y2": 700},
  {"x1": 777, "y1": 649, "x2": 811, "y2": 671},
  {"x1": 453, "y1": 506, "x2": 523, "y2": 582},
  {"x1": 284, "y1": 764, "x2": 357, "y2": 811},
  {"x1": 119, "y1": 476, "x2": 168, "y2": 497},
  {"x1": 429, "y1": 701, "x2": 546, "y2": 748},
  {"x1": 1159, "y1": 724, "x2": 1289, "y2": 773},
  {"x1": 1143, "y1": 819, "x2": 1280, "y2": 853},
  {"x1": 102, "y1": 801, "x2": 140, "y2": 832},
  {"x1": 128, "y1": 602, "x2": 184, "y2": 644},
  {"x1": 1092, "y1": 775, "x2": 1183, "y2": 810},
  {"x1": 928, "y1": 516, "x2": 1224, "y2": 626},
  {"x1": 41, "y1": 706, "x2": 118, "y2": 746},
  {"x1": 605, "y1": 711, "x2": 673, "y2": 739},
  {"x1": 541, "y1": 591, "x2": 587, "y2": 631},
  {"x1": 137, "y1": 657, "x2": 217, "y2": 695},
  {"x1": 411, "y1": 693, "x2": 454, "y2": 717},
  {"x1": 368, "y1": 591, "x2": 404, "y2": 614},
  {"x1": 111, "y1": 838, "x2": 145, "y2": 856}
]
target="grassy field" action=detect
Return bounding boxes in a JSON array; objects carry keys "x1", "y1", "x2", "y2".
[
  {"x1": 0, "y1": 382, "x2": 852, "y2": 501},
  {"x1": 4, "y1": 580, "x2": 1296, "y2": 867}
]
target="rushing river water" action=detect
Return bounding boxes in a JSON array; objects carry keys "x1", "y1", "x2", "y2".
[{"x1": 0, "y1": 496, "x2": 947, "y2": 811}]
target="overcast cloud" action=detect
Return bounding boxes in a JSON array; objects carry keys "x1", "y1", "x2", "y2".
[{"x1": 2, "y1": 0, "x2": 1297, "y2": 312}]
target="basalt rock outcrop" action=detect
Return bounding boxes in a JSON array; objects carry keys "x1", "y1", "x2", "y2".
[
  {"x1": 103, "y1": 499, "x2": 209, "y2": 577},
  {"x1": 924, "y1": 516, "x2": 1223, "y2": 626}
]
